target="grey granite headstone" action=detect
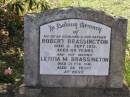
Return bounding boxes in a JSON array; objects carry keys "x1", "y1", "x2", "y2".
[{"x1": 24, "y1": 7, "x2": 127, "y2": 90}]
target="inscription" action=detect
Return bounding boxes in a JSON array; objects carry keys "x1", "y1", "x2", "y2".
[{"x1": 40, "y1": 19, "x2": 111, "y2": 75}]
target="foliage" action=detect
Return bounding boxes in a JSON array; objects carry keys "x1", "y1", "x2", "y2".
[
  {"x1": 125, "y1": 40, "x2": 130, "y2": 86},
  {"x1": 0, "y1": 0, "x2": 50, "y2": 85}
]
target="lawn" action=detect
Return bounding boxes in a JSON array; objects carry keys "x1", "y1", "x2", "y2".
[{"x1": 53, "y1": 0, "x2": 130, "y2": 86}]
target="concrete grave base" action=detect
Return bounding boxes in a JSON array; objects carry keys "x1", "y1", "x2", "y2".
[{"x1": 21, "y1": 85, "x2": 130, "y2": 97}]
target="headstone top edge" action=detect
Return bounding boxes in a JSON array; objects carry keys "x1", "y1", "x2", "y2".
[
  {"x1": 24, "y1": 13, "x2": 39, "y2": 20},
  {"x1": 24, "y1": 7, "x2": 119, "y2": 19},
  {"x1": 115, "y1": 16, "x2": 128, "y2": 22}
]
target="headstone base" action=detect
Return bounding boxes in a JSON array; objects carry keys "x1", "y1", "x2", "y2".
[{"x1": 22, "y1": 85, "x2": 130, "y2": 97}]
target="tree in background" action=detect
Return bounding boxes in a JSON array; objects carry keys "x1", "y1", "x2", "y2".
[{"x1": 0, "y1": 0, "x2": 50, "y2": 84}]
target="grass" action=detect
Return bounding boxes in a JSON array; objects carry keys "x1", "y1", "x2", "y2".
[{"x1": 52, "y1": 0, "x2": 130, "y2": 86}]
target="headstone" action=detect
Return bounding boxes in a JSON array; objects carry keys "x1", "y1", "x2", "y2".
[{"x1": 24, "y1": 7, "x2": 128, "y2": 97}]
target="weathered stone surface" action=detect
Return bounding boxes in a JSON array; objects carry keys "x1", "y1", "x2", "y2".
[
  {"x1": 24, "y1": 7, "x2": 127, "y2": 88},
  {"x1": 24, "y1": 14, "x2": 39, "y2": 86},
  {"x1": 16, "y1": 85, "x2": 130, "y2": 97}
]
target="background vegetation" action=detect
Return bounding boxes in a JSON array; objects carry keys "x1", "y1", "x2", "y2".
[
  {"x1": 0, "y1": 0, "x2": 50, "y2": 90},
  {"x1": 0, "y1": 0, "x2": 130, "y2": 91}
]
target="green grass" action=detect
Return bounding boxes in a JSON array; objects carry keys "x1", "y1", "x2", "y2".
[
  {"x1": 53, "y1": 0, "x2": 130, "y2": 86},
  {"x1": 58, "y1": 0, "x2": 130, "y2": 36},
  {"x1": 56, "y1": 0, "x2": 130, "y2": 36}
]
